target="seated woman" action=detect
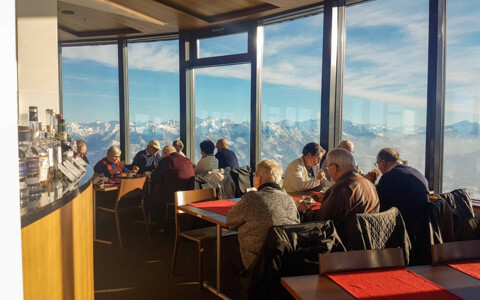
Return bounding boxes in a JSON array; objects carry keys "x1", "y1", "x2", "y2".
[
  {"x1": 226, "y1": 159, "x2": 300, "y2": 270},
  {"x1": 194, "y1": 139, "x2": 218, "y2": 174},
  {"x1": 94, "y1": 145, "x2": 130, "y2": 177},
  {"x1": 282, "y1": 142, "x2": 328, "y2": 193}
]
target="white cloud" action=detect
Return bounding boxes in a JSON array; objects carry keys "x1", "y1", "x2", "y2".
[{"x1": 63, "y1": 44, "x2": 118, "y2": 66}]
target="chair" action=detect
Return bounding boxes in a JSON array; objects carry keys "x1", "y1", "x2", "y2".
[
  {"x1": 431, "y1": 239, "x2": 480, "y2": 265},
  {"x1": 96, "y1": 176, "x2": 149, "y2": 247},
  {"x1": 319, "y1": 248, "x2": 405, "y2": 275},
  {"x1": 171, "y1": 188, "x2": 220, "y2": 291}
]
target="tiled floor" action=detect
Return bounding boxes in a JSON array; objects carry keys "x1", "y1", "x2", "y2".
[{"x1": 93, "y1": 209, "x2": 220, "y2": 300}]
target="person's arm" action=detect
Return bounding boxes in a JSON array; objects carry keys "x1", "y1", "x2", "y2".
[
  {"x1": 94, "y1": 161, "x2": 110, "y2": 177},
  {"x1": 194, "y1": 157, "x2": 206, "y2": 174},
  {"x1": 226, "y1": 197, "x2": 248, "y2": 231},
  {"x1": 286, "y1": 163, "x2": 322, "y2": 192},
  {"x1": 151, "y1": 159, "x2": 169, "y2": 183},
  {"x1": 132, "y1": 152, "x2": 146, "y2": 174}
]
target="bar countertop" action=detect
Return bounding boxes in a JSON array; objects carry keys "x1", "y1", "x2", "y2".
[{"x1": 20, "y1": 164, "x2": 93, "y2": 228}]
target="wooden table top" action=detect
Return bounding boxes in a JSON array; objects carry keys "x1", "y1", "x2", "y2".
[
  {"x1": 177, "y1": 198, "x2": 241, "y2": 227},
  {"x1": 281, "y1": 264, "x2": 480, "y2": 300}
]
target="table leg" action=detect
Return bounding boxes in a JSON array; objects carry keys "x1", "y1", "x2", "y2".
[
  {"x1": 217, "y1": 224, "x2": 221, "y2": 293},
  {"x1": 93, "y1": 189, "x2": 112, "y2": 245}
]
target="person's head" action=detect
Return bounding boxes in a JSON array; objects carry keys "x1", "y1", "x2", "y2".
[
  {"x1": 216, "y1": 139, "x2": 228, "y2": 151},
  {"x1": 302, "y1": 142, "x2": 326, "y2": 169},
  {"x1": 172, "y1": 140, "x2": 184, "y2": 153},
  {"x1": 324, "y1": 148, "x2": 356, "y2": 181},
  {"x1": 76, "y1": 140, "x2": 87, "y2": 158},
  {"x1": 162, "y1": 145, "x2": 176, "y2": 158},
  {"x1": 253, "y1": 159, "x2": 283, "y2": 189},
  {"x1": 337, "y1": 139, "x2": 354, "y2": 153},
  {"x1": 376, "y1": 148, "x2": 402, "y2": 174},
  {"x1": 107, "y1": 146, "x2": 121, "y2": 164},
  {"x1": 200, "y1": 140, "x2": 215, "y2": 156},
  {"x1": 147, "y1": 140, "x2": 161, "y2": 156}
]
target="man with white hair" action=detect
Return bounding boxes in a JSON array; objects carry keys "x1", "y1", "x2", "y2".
[
  {"x1": 300, "y1": 148, "x2": 379, "y2": 249},
  {"x1": 226, "y1": 159, "x2": 300, "y2": 270},
  {"x1": 321, "y1": 139, "x2": 364, "y2": 181}
]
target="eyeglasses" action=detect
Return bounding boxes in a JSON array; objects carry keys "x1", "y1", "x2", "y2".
[{"x1": 374, "y1": 160, "x2": 383, "y2": 168}]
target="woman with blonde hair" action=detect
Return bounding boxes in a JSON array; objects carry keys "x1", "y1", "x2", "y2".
[{"x1": 94, "y1": 145, "x2": 130, "y2": 177}]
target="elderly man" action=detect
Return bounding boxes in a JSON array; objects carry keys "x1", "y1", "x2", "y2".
[
  {"x1": 227, "y1": 159, "x2": 300, "y2": 270},
  {"x1": 75, "y1": 140, "x2": 89, "y2": 164},
  {"x1": 300, "y1": 148, "x2": 379, "y2": 249},
  {"x1": 283, "y1": 142, "x2": 328, "y2": 193},
  {"x1": 94, "y1": 145, "x2": 129, "y2": 177},
  {"x1": 375, "y1": 148, "x2": 429, "y2": 242},
  {"x1": 194, "y1": 140, "x2": 218, "y2": 174},
  {"x1": 132, "y1": 140, "x2": 162, "y2": 174},
  {"x1": 148, "y1": 145, "x2": 195, "y2": 231},
  {"x1": 215, "y1": 139, "x2": 239, "y2": 169}
]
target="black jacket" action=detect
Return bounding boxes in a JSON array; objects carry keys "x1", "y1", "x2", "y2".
[
  {"x1": 229, "y1": 166, "x2": 254, "y2": 198},
  {"x1": 216, "y1": 148, "x2": 239, "y2": 169}
]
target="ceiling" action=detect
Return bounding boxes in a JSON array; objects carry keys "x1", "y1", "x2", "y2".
[{"x1": 57, "y1": 0, "x2": 323, "y2": 42}]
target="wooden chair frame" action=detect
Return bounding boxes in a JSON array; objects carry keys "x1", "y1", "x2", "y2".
[
  {"x1": 319, "y1": 248, "x2": 405, "y2": 275},
  {"x1": 431, "y1": 240, "x2": 480, "y2": 265},
  {"x1": 97, "y1": 176, "x2": 149, "y2": 247}
]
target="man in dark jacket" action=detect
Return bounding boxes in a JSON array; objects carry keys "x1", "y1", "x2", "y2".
[
  {"x1": 300, "y1": 149, "x2": 379, "y2": 249},
  {"x1": 131, "y1": 139, "x2": 162, "y2": 174},
  {"x1": 215, "y1": 139, "x2": 239, "y2": 169},
  {"x1": 375, "y1": 148, "x2": 429, "y2": 248},
  {"x1": 147, "y1": 145, "x2": 195, "y2": 230}
]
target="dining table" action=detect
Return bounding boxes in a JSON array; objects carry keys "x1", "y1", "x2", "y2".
[{"x1": 281, "y1": 263, "x2": 480, "y2": 300}]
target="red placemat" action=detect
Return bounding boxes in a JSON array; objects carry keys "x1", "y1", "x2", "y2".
[
  {"x1": 327, "y1": 267, "x2": 461, "y2": 299},
  {"x1": 291, "y1": 196, "x2": 321, "y2": 211},
  {"x1": 448, "y1": 260, "x2": 480, "y2": 280},
  {"x1": 188, "y1": 199, "x2": 237, "y2": 216}
]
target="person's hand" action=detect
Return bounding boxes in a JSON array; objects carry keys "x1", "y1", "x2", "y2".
[
  {"x1": 312, "y1": 192, "x2": 325, "y2": 203},
  {"x1": 316, "y1": 170, "x2": 325, "y2": 181},
  {"x1": 364, "y1": 171, "x2": 378, "y2": 184},
  {"x1": 132, "y1": 165, "x2": 139, "y2": 173},
  {"x1": 298, "y1": 201, "x2": 310, "y2": 213}
]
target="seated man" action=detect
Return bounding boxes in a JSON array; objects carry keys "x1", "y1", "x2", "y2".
[
  {"x1": 132, "y1": 139, "x2": 162, "y2": 174},
  {"x1": 375, "y1": 148, "x2": 429, "y2": 245},
  {"x1": 227, "y1": 159, "x2": 300, "y2": 270},
  {"x1": 283, "y1": 142, "x2": 328, "y2": 193},
  {"x1": 94, "y1": 145, "x2": 130, "y2": 177},
  {"x1": 215, "y1": 139, "x2": 239, "y2": 169},
  {"x1": 75, "y1": 140, "x2": 89, "y2": 164},
  {"x1": 300, "y1": 148, "x2": 379, "y2": 249},
  {"x1": 147, "y1": 145, "x2": 195, "y2": 230},
  {"x1": 321, "y1": 139, "x2": 363, "y2": 180},
  {"x1": 172, "y1": 139, "x2": 186, "y2": 157},
  {"x1": 194, "y1": 140, "x2": 218, "y2": 174}
]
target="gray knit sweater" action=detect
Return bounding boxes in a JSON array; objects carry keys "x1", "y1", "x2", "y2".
[{"x1": 226, "y1": 184, "x2": 300, "y2": 269}]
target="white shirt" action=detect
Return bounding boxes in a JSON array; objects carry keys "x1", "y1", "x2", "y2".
[
  {"x1": 194, "y1": 154, "x2": 218, "y2": 174},
  {"x1": 283, "y1": 156, "x2": 329, "y2": 193}
]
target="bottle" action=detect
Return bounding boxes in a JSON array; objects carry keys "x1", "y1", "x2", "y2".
[
  {"x1": 46, "y1": 125, "x2": 61, "y2": 180},
  {"x1": 36, "y1": 122, "x2": 50, "y2": 186},
  {"x1": 51, "y1": 109, "x2": 57, "y2": 136},
  {"x1": 39, "y1": 122, "x2": 55, "y2": 181},
  {"x1": 18, "y1": 126, "x2": 29, "y2": 207},
  {"x1": 58, "y1": 116, "x2": 65, "y2": 138},
  {"x1": 24, "y1": 123, "x2": 41, "y2": 202}
]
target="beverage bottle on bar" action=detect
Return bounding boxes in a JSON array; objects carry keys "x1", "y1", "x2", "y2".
[
  {"x1": 25, "y1": 109, "x2": 42, "y2": 201},
  {"x1": 39, "y1": 122, "x2": 55, "y2": 181},
  {"x1": 36, "y1": 122, "x2": 50, "y2": 186},
  {"x1": 18, "y1": 126, "x2": 29, "y2": 207},
  {"x1": 51, "y1": 109, "x2": 57, "y2": 136},
  {"x1": 46, "y1": 125, "x2": 61, "y2": 180}
]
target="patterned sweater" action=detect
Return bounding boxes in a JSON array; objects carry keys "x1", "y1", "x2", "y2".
[{"x1": 226, "y1": 183, "x2": 300, "y2": 268}]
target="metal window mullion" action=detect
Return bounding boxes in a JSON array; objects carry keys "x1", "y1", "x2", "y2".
[
  {"x1": 425, "y1": 0, "x2": 446, "y2": 192},
  {"x1": 250, "y1": 25, "x2": 263, "y2": 169},
  {"x1": 58, "y1": 45, "x2": 63, "y2": 115},
  {"x1": 118, "y1": 39, "x2": 130, "y2": 162},
  {"x1": 320, "y1": 0, "x2": 346, "y2": 152}
]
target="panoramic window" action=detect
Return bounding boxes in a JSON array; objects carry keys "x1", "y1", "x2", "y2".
[
  {"x1": 343, "y1": 0, "x2": 429, "y2": 174},
  {"x1": 261, "y1": 15, "x2": 323, "y2": 171},
  {"x1": 128, "y1": 40, "x2": 180, "y2": 162},
  {"x1": 198, "y1": 32, "x2": 248, "y2": 58},
  {"x1": 62, "y1": 44, "x2": 119, "y2": 165},
  {"x1": 444, "y1": 0, "x2": 480, "y2": 198},
  {"x1": 194, "y1": 64, "x2": 251, "y2": 166}
]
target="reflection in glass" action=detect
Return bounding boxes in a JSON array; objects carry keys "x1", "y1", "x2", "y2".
[
  {"x1": 62, "y1": 44, "x2": 120, "y2": 165},
  {"x1": 128, "y1": 40, "x2": 180, "y2": 162},
  {"x1": 195, "y1": 64, "x2": 251, "y2": 166},
  {"x1": 343, "y1": 0, "x2": 428, "y2": 175},
  {"x1": 198, "y1": 32, "x2": 248, "y2": 58},
  {"x1": 261, "y1": 15, "x2": 323, "y2": 170},
  {"x1": 444, "y1": 0, "x2": 480, "y2": 198}
]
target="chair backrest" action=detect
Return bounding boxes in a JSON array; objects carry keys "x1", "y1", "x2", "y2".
[
  {"x1": 174, "y1": 188, "x2": 217, "y2": 207},
  {"x1": 431, "y1": 239, "x2": 480, "y2": 265},
  {"x1": 319, "y1": 248, "x2": 405, "y2": 275},
  {"x1": 116, "y1": 176, "x2": 146, "y2": 203}
]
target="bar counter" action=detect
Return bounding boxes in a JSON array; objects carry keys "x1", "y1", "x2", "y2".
[{"x1": 21, "y1": 164, "x2": 94, "y2": 300}]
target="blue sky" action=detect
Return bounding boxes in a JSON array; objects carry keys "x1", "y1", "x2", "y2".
[{"x1": 62, "y1": 0, "x2": 480, "y2": 127}]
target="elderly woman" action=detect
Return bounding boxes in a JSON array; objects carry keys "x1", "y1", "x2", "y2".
[
  {"x1": 226, "y1": 159, "x2": 300, "y2": 270},
  {"x1": 282, "y1": 142, "x2": 328, "y2": 193},
  {"x1": 94, "y1": 145, "x2": 130, "y2": 177}
]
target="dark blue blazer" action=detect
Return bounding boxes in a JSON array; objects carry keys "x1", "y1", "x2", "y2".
[
  {"x1": 376, "y1": 164, "x2": 429, "y2": 234},
  {"x1": 215, "y1": 148, "x2": 239, "y2": 169}
]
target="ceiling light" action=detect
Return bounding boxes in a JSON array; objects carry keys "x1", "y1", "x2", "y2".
[{"x1": 62, "y1": 10, "x2": 75, "y2": 15}]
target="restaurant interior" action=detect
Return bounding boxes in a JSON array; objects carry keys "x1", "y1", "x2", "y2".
[{"x1": 4, "y1": 0, "x2": 480, "y2": 299}]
